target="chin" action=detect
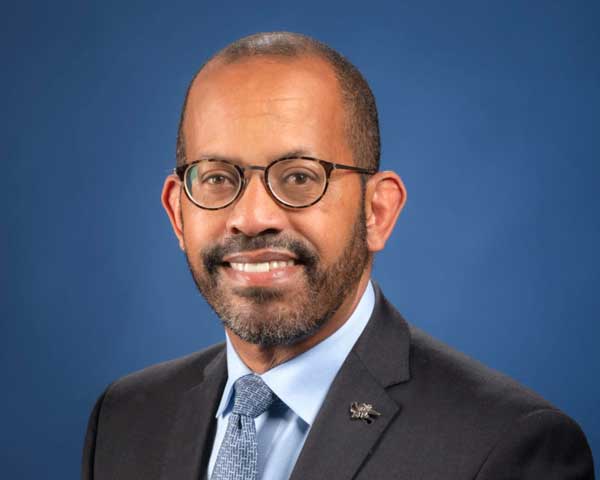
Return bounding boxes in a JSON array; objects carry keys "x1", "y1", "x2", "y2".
[{"x1": 231, "y1": 285, "x2": 287, "y2": 304}]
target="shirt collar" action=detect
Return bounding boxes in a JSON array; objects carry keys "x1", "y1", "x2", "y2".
[{"x1": 215, "y1": 281, "x2": 375, "y2": 426}]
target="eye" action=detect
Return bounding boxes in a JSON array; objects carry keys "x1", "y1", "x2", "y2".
[
  {"x1": 205, "y1": 175, "x2": 228, "y2": 185},
  {"x1": 200, "y1": 171, "x2": 237, "y2": 186},
  {"x1": 281, "y1": 169, "x2": 318, "y2": 185}
]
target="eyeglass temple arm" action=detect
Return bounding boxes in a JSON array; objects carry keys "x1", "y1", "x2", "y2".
[
  {"x1": 331, "y1": 163, "x2": 377, "y2": 175},
  {"x1": 173, "y1": 166, "x2": 186, "y2": 179}
]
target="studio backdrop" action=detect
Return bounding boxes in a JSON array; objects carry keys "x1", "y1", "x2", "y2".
[{"x1": 2, "y1": 1, "x2": 598, "y2": 477}]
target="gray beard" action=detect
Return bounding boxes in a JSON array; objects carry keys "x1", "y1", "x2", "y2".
[{"x1": 185, "y1": 209, "x2": 369, "y2": 347}]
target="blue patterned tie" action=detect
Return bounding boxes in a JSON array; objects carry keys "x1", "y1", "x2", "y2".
[{"x1": 210, "y1": 374, "x2": 276, "y2": 480}]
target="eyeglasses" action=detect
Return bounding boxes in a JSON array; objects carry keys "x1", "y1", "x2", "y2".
[{"x1": 174, "y1": 156, "x2": 376, "y2": 210}]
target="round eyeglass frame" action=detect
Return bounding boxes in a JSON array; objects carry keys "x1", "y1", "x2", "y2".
[{"x1": 174, "y1": 155, "x2": 377, "y2": 210}]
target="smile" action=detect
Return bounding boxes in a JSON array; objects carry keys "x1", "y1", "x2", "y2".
[
  {"x1": 220, "y1": 250, "x2": 302, "y2": 287},
  {"x1": 229, "y1": 260, "x2": 296, "y2": 273}
]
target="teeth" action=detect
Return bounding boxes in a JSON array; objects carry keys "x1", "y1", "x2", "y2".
[{"x1": 230, "y1": 260, "x2": 294, "y2": 272}]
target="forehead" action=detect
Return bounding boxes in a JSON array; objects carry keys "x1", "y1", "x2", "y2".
[{"x1": 182, "y1": 56, "x2": 350, "y2": 163}]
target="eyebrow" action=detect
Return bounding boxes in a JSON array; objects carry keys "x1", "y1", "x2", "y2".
[
  {"x1": 192, "y1": 148, "x2": 318, "y2": 165},
  {"x1": 194, "y1": 153, "x2": 240, "y2": 163},
  {"x1": 277, "y1": 148, "x2": 315, "y2": 159}
]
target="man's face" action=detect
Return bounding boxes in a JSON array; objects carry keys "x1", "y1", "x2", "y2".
[{"x1": 171, "y1": 56, "x2": 371, "y2": 346}]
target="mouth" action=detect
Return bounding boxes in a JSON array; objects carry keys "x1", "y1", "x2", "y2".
[
  {"x1": 220, "y1": 249, "x2": 303, "y2": 287},
  {"x1": 227, "y1": 259, "x2": 296, "y2": 273}
]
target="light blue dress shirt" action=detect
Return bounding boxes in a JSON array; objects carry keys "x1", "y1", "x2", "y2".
[{"x1": 207, "y1": 281, "x2": 375, "y2": 480}]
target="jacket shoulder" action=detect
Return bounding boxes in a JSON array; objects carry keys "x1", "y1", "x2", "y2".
[
  {"x1": 408, "y1": 324, "x2": 554, "y2": 414},
  {"x1": 82, "y1": 343, "x2": 226, "y2": 479},
  {"x1": 104, "y1": 342, "x2": 225, "y2": 403},
  {"x1": 358, "y1": 294, "x2": 595, "y2": 478}
]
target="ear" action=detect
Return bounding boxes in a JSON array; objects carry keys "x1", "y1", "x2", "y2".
[
  {"x1": 161, "y1": 175, "x2": 186, "y2": 251},
  {"x1": 364, "y1": 171, "x2": 407, "y2": 253}
]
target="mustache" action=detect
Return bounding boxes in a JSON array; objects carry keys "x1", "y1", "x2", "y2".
[{"x1": 202, "y1": 233, "x2": 319, "y2": 275}]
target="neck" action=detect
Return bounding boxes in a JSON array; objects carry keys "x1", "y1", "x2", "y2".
[{"x1": 227, "y1": 271, "x2": 371, "y2": 374}]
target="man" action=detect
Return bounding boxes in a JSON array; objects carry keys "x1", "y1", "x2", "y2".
[{"x1": 82, "y1": 32, "x2": 595, "y2": 479}]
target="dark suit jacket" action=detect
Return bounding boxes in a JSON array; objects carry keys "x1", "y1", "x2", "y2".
[{"x1": 82, "y1": 286, "x2": 595, "y2": 479}]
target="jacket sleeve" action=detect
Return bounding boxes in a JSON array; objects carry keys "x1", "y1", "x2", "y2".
[
  {"x1": 475, "y1": 408, "x2": 595, "y2": 479},
  {"x1": 81, "y1": 390, "x2": 108, "y2": 480}
]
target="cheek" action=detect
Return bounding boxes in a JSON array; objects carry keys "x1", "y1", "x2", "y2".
[
  {"x1": 292, "y1": 187, "x2": 362, "y2": 260},
  {"x1": 181, "y1": 207, "x2": 226, "y2": 251}
]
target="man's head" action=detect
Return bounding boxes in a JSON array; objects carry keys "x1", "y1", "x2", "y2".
[
  {"x1": 163, "y1": 32, "x2": 406, "y2": 349},
  {"x1": 176, "y1": 32, "x2": 381, "y2": 172}
]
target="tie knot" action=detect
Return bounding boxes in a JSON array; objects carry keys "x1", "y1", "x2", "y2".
[{"x1": 232, "y1": 374, "x2": 275, "y2": 418}]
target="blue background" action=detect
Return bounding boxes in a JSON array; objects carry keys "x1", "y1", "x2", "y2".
[{"x1": 2, "y1": 0, "x2": 598, "y2": 477}]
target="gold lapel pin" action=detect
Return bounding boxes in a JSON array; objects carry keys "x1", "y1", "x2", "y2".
[{"x1": 349, "y1": 402, "x2": 381, "y2": 424}]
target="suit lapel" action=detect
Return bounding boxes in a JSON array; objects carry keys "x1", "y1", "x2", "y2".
[
  {"x1": 161, "y1": 349, "x2": 227, "y2": 480},
  {"x1": 289, "y1": 351, "x2": 400, "y2": 480},
  {"x1": 290, "y1": 285, "x2": 412, "y2": 480}
]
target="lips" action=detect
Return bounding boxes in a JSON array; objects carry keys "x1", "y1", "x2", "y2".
[
  {"x1": 202, "y1": 235, "x2": 317, "y2": 279},
  {"x1": 222, "y1": 248, "x2": 299, "y2": 264},
  {"x1": 222, "y1": 249, "x2": 299, "y2": 271},
  {"x1": 219, "y1": 249, "x2": 301, "y2": 284},
  {"x1": 229, "y1": 260, "x2": 295, "y2": 272}
]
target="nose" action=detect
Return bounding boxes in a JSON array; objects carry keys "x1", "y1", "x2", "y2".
[{"x1": 225, "y1": 172, "x2": 289, "y2": 237}]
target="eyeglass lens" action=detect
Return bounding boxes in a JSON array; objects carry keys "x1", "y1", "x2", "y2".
[{"x1": 184, "y1": 158, "x2": 328, "y2": 208}]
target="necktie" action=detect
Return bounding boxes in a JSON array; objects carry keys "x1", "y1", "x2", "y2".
[{"x1": 210, "y1": 374, "x2": 276, "y2": 480}]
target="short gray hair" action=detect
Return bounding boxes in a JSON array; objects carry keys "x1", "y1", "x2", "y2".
[{"x1": 176, "y1": 32, "x2": 380, "y2": 172}]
